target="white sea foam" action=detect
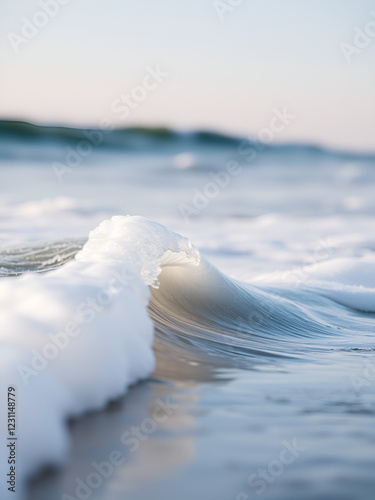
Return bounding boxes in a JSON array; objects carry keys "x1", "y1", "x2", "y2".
[
  {"x1": 302, "y1": 258, "x2": 375, "y2": 312},
  {"x1": 0, "y1": 216, "x2": 199, "y2": 497},
  {"x1": 258, "y1": 257, "x2": 375, "y2": 312}
]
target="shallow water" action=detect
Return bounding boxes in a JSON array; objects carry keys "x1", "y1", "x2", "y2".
[{"x1": 27, "y1": 345, "x2": 375, "y2": 500}]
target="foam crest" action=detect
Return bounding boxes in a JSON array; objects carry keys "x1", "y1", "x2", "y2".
[{"x1": 75, "y1": 215, "x2": 200, "y2": 286}]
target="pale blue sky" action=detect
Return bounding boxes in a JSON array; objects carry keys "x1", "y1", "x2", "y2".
[{"x1": 1, "y1": 0, "x2": 375, "y2": 151}]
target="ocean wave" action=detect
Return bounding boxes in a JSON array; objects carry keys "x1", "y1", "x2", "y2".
[{"x1": 0, "y1": 216, "x2": 374, "y2": 494}]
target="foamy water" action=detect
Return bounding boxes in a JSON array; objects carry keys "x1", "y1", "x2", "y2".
[{"x1": 0, "y1": 124, "x2": 374, "y2": 499}]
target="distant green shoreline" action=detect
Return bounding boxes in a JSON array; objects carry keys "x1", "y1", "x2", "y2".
[{"x1": 0, "y1": 119, "x2": 374, "y2": 160}]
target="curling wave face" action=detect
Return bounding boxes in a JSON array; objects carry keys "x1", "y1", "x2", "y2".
[
  {"x1": 149, "y1": 238, "x2": 375, "y2": 362},
  {"x1": 0, "y1": 215, "x2": 375, "y2": 495}
]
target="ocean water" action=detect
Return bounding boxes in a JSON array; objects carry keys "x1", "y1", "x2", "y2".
[{"x1": 0, "y1": 122, "x2": 375, "y2": 500}]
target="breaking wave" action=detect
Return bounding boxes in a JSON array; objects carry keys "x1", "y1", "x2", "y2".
[{"x1": 0, "y1": 216, "x2": 374, "y2": 495}]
